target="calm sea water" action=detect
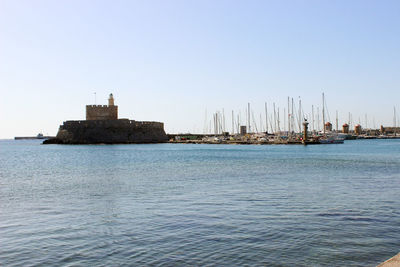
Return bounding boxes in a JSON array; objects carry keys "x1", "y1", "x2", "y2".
[{"x1": 0, "y1": 139, "x2": 399, "y2": 266}]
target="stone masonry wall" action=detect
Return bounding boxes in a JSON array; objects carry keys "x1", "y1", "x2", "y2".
[
  {"x1": 44, "y1": 119, "x2": 168, "y2": 144},
  {"x1": 86, "y1": 105, "x2": 118, "y2": 120}
]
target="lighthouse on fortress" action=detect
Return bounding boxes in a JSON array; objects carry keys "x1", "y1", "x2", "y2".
[{"x1": 86, "y1": 93, "x2": 118, "y2": 121}]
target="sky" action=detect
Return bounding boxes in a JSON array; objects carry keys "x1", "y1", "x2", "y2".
[{"x1": 0, "y1": 0, "x2": 399, "y2": 138}]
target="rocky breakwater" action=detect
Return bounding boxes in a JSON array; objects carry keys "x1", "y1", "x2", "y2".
[{"x1": 43, "y1": 119, "x2": 168, "y2": 144}]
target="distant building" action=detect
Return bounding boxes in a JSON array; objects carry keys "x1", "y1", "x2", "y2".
[
  {"x1": 380, "y1": 126, "x2": 400, "y2": 135},
  {"x1": 240, "y1": 126, "x2": 247, "y2": 135},
  {"x1": 355, "y1": 124, "x2": 362, "y2": 135},
  {"x1": 324, "y1": 122, "x2": 332, "y2": 132},
  {"x1": 86, "y1": 93, "x2": 118, "y2": 120},
  {"x1": 342, "y1": 123, "x2": 349, "y2": 134}
]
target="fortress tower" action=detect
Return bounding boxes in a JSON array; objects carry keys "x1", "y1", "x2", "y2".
[{"x1": 86, "y1": 93, "x2": 118, "y2": 120}]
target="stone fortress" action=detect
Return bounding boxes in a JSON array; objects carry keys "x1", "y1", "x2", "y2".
[{"x1": 44, "y1": 94, "x2": 168, "y2": 144}]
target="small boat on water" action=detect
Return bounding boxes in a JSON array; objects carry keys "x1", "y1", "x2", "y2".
[
  {"x1": 14, "y1": 133, "x2": 52, "y2": 140},
  {"x1": 318, "y1": 134, "x2": 345, "y2": 144}
]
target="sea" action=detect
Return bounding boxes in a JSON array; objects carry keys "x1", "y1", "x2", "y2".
[{"x1": 0, "y1": 139, "x2": 399, "y2": 266}]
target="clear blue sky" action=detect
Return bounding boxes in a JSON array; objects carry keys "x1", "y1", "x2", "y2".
[{"x1": 1, "y1": 0, "x2": 399, "y2": 137}]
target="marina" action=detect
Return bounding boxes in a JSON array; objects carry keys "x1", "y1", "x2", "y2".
[
  {"x1": 168, "y1": 131, "x2": 400, "y2": 145},
  {"x1": 168, "y1": 93, "x2": 400, "y2": 146},
  {"x1": 15, "y1": 92, "x2": 395, "y2": 146}
]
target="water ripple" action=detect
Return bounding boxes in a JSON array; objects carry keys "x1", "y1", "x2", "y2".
[{"x1": 1, "y1": 140, "x2": 400, "y2": 266}]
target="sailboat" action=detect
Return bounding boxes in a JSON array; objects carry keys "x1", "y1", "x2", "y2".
[
  {"x1": 318, "y1": 134, "x2": 345, "y2": 144},
  {"x1": 317, "y1": 93, "x2": 344, "y2": 144}
]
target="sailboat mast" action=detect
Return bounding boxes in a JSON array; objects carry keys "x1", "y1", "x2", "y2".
[
  {"x1": 222, "y1": 109, "x2": 225, "y2": 133},
  {"x1": 348, "y1": 112, "x2": 351, "y2": 126},
  {"x1": 245, "y1": 108, "x2": 248, "y2": 133},
  {"x1": 213, "y1": 113, "x2": 216, "y2": 135},
  {"x1": 394, "y1": 106, "x2": 397, "y2": 136},
  {"x1": 232, "y1": 110, "x2": 234, "y2": 135},
  {"x1": 287, "y1": 97, "x2": 290, "y2": 135},
  {"x1": 336, "y1": 110, "x2": 338, "y2": 132},
  {"x1": 265, "y1": 102, "x2": 268, "y2": 133},
  {"x1": 284, "y1": 108, "x2": 286, "y2": 133},
  {"x1": 204, "y1": 109, "x2": 207, "y2": 134},
  {"x1": 220, "y1": 112, "x2": 223, "y2": 134},
  {"x1": 239, "y1": 110, "x2": 241, "y2": 133},
  {"x1": 322, "y1": 93, "x2": 325, "y2": 134},
  {"x1": 248, "y1": 103, "x2": 251, "y2": 133},
  {"x1": 312, "y1": 105, "x2": 314, "y2": 132},
  {"x1": 298, "y1": 97, "x2": 302, "y2": 132},
  {"x1": 273, "y1": 103, "x2": 276, "y2": 134},
  {"x1": 237, "y1": 114, "x2": 240, "y2": 134},
  {"x1": 291, "y1": 98, "x2": 294, "y2": 133},
  {"x1": 277, "y1": 108, "x2": 280, "y2": 134}
]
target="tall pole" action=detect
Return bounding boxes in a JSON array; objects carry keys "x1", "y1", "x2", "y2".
[
  {"x1": 350, "y1": 113, "x2": 353, "y2": 130},
  {"x1": 217, "y1": 112, "x2": 219, "y2": 134},
  {"x1": 277, "y1": 108, "x2": 280, "y2": 133},
  {"x1": 222, "y1": 109, "x2": 225, "y2": 133},
  {"x1": 248, "y1": 103, "x2": 251, "y2": 133},
  {"x1": 265, "y1": 102, "x2": 268, "y2": 133},
  {"x1": 273, "y1": 103, "x2": 276, "y2": 134},
  {"x1": 298, "y1": 97, "x2": 302, "y2": 132},
  {"x1": 245, "y1": 108, "x2": 248, "y2": 133},
  {"x1": 312, "y1": 105, "x2": 314, "y2": 132},
  {"x1": 292, "y1": 98, "x2": 295, "y2": 133},
  {"x1": 220, "y1": 112, "x2": 224, "y2": 134},
  {"x1": 213, "y1": 114, "x2": 216, "y2": 135},
  {"x1": 284, "y1": 108, "x2": 286, "y2": 133},
  {"x1": 239, "y1": 110, "x2": 241, "y2": 129},
  {"x1": 237, "y1": 114, "x2": 240, "y2": 134},
  {"x1": 204, "y1": 109, "x2": 207, "y2": 134},
  {"x1": 232, "y1": 110, "x2": 234, "y2": 135},
  {"x1": 287, "y1": 97, "x2": 290, "y2": 136},
  {"x1": 238, "y1": 111, "x2": 241, "y2": 134},
  {"x1": 336, "y1": 110, "x2": 338, "y2": 132},
  {"x1": 216, "y1": 111, "x2": 218, "y2": 134},
  {"x1": 348, "y1": 112, "x2": 351, "y2": 127},
  {"x1": 217, "y1": 113, "x2": 219, "y2": 135},
  {"x1": 394, "y1": 106, "x2": 397, "y2": 136},
  {"x1": 94, "y1": 92, "x2": 97, "y2": 105},
  {"x1": 322, "y1": 93, "x2": 325, "y2": 134}
]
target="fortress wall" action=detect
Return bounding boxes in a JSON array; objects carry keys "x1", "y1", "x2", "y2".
[
  {"x1": 131, "y1": 121, "x2": 164, "y2": 128},
  {"x1": 62, "y1": 120, "x2": 163, "y2": 129},
  {"x1": 54, "y1": 119, "x2": 167, "y2": 144},
  {"x1": 86, "y1": 105, "x2": 118, "y2": 120}
]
